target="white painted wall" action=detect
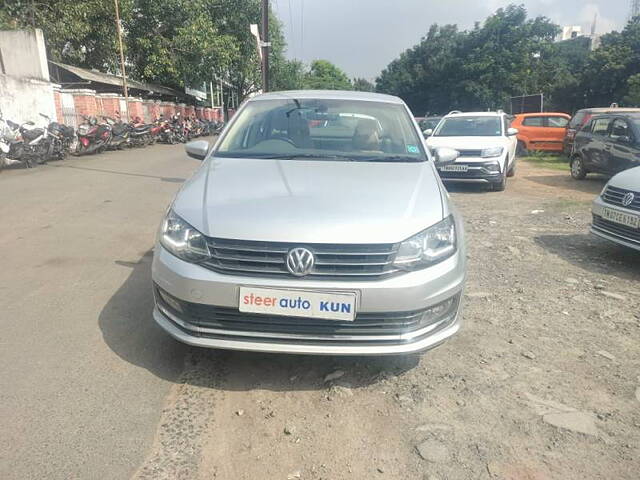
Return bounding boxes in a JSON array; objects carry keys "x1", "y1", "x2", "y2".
[
  {"x1": 0, "y1": 74, "x2": 56, "y2": 126},
  {"x1": 0, "y1": 29, "x2": 49, "y2": 81}
]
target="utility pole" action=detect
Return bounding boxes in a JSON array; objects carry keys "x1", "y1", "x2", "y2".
[
  {"x1": 261, "y1": 0, "x2": 270, "y2": 92},
  {"x1": 114, "y1": 0, "x2": 129, "y2": 120}
]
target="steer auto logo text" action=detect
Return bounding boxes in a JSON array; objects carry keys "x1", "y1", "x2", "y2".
[{"x1": 243, "y1": 292, "x2": 352, "y2": 313}]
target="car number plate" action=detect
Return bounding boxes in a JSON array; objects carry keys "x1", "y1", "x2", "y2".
[
  {"x1": 239, "y1": 287, "x2": 357, "y2": 321},
  {"x1": 602, "y1": 207, "x2": 640, "y2": 229},
  {"x1": 439, "y1": 164, "x2": 468, "y2": 172}
]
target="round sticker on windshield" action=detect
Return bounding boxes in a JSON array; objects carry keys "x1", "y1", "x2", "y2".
[{"x1": 406, "y1": 145, "x2": 419, "y2": 153}]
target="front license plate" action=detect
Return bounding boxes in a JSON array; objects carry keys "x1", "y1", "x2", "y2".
[
  {"x1": 439, "y1": 164, "x2": 468, "y2": 172},
  {"x1": 602, "y1": 208, "x2": 640, "y2": 228},
  {"x1": 239, "y1": 287, "x2": 357, "y2": 321}
]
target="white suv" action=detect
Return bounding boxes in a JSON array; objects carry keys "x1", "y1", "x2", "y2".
[{"x1": 425, "y1": 111, "x2": 518, "y2": 191}]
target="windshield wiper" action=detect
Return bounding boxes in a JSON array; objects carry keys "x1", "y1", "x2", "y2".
[
  {"x1": 246, "y1": 153, "x2": 354, "y2": 160},
  {"x1": 219, "y1": 153, "x2": 424, "y2": 162},
  {"x1": 347, "y1": 155, "x2": 423, "y2": 163}
]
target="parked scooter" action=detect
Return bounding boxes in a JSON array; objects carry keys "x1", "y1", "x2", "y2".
[{"x1": 75, "y1": 115, "x2": 112, "y2": 155}]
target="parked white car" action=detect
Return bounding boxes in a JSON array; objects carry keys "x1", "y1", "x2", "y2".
[
  {"x1": 591, "y1": 165, "x2": 640, "y2": 251},
  {"x1": 425, "y1": 111, "x2": 518, "y2": 191}
]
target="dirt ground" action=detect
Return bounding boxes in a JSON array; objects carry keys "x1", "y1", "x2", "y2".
[{"x1": 133, "y1": 159, "x2": 640, "y2": 480}]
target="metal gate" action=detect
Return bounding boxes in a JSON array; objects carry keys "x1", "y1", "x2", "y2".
[{"x1": 61, "y1": 92, "x2": 76, "y2": 128}]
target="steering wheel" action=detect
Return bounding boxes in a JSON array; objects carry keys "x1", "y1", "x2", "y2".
[{"x1": 270, "y1": 136, "x2": 297, "y2": 146}]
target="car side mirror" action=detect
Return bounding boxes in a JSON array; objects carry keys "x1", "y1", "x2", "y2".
[
  {"x1": 423, "y1": 129, "x2": 433, "y2": 138},
  {"x1": 185, "y1": 140, "x2": 209, "y2": 160},
  {"x1": 507, "y1": 127, "x2": 518, "y2": 136},
  {"x1": 616, "y1": 135, "x2": 632, "y2": 145},
  {"x1": 434, "y1": 147, "x2": 459, "y2": 165}
]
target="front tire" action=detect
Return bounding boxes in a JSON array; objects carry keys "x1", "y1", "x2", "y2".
[
  {"x1": 570, "y1": 156, "x2": 587, "y2": 180},
  {"x1": 517, "y1": 141, "x2": 528, "y2": 156},
  {"x1": 492, "y1": 164, "x2": 507, "y2": 191},
  {"x1": 507, "y1": 158, "x2": 516, "y2": 177}
]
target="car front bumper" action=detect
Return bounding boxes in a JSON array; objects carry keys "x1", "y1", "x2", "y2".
[
  {"x1": 151, "y1": 237, "x2": 466, "y2": 355},
  {"x1": 591, "y1": 197, "x2": 640, "y2": 251},
  {"x1": 436, "y1": 160, "x2": 504, "y2": 183}
]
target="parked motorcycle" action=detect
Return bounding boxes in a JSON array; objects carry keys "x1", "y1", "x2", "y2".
[
  {"x1": 44, "y1": 115, "x2": 76, "y2": 160},
  {"x1": 19, "y1": 114, "x2": 57, "y2": 164},
  {"x1": 75, "y1": 115, "x2": 112, "y2": 155},
  {"x1": 158, "y1": 117, "x2": 178, "y2": 144},
  {"x1": 0, "y1": 110, "x2": 27, "y2": 169},
  {"x1": 128, "y1": 116, "x2": 153, "y2": 147},
  {"x1": 103, "y1": 116, "x2": 130, "y2": 150}
]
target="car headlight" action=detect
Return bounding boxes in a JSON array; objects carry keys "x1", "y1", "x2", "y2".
[
  {"x1": 160, "y1": 210, "x2": 211, "y2": 263},
  {"x1": 481, "y1": 146, "x2": 504, "y2": 158},
  {"x1": 393, "y1": 215, "x2": 457, "y2": 270}
]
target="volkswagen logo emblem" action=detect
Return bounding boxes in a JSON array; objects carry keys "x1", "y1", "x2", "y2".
[
  {"x1": 286, "y1": 247, "x2": 315, "y2": 276},
  {"x1": 622, "y1": 192, "x2": 635, "y2": 207}
]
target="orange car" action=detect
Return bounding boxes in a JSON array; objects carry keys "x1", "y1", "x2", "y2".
[{"x1": 511, "y1": 112, "x2": 571, "y2": 154}]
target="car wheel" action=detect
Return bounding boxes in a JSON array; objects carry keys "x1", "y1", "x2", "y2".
[
  {"x1": 492, "y1": 172, "x2": 507, "y2": 191},
  {"x1": 507, "y1": 158, "x2": 516, "y2": 177},
  {"x1": 570, "y1": 156, "x2": 587, "y2": 180},
  {"x1": 517, "y1": 141, "x2": 528, "y2": 156}
]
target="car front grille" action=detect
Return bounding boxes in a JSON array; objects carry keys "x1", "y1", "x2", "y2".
[
  {"x1": 155, "y1": 286, "x2": 459, "y2": 340},
  {"x1": 457, "y1": 149, "x2": 483, "y2": 157},
  {"x1": 602, "y1": 186, "x2": 640, "y2": 212},
  {"x1": 200, "y1": 237, "x2": 401, "y2": 280},
  {"x1": 592, "y1": 215, "x2": 640, "y2": 246}
]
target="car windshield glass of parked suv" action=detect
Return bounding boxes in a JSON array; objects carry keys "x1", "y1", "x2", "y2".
[
  {"x1": 433, "y1": 116, "x2": 502, "y2": 137},
  {"x1": 215, "y1": 98, "x2": 426, "y2": 162}
]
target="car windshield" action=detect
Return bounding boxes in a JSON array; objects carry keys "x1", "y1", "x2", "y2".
[
  {"x1": 433, "y1": 116, "x2": 502, "y2": 137},
  {"x1": 215, "y1": 98, "x2": 427, "y2": 162},
  {"x1": 420, "y1": 118, "x2": 441, "y2": 130}
]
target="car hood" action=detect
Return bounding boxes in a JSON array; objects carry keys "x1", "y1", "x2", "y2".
[
  {"x1": 426, "y1": 136, "x2": 508, "y2": 150},
  {"x1": 172, "y1": 157, "x2": 444, "y2": 244},
  {"x1": 609, "y1": 165, "x2": 640, "y2": 191}
]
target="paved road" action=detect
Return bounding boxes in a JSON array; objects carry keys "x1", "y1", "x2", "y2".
[{"x1": 0, "y1": 143, "x2": 203, "y2": 479}]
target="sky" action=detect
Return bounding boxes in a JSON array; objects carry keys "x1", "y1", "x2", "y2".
[{"x1": 272, "y1": 0, "x2": 631, "y2": 80}]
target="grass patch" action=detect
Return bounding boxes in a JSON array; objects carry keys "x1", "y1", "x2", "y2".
[{"x1": 521, "y1": 152, "x2": 569, "y2": 171}]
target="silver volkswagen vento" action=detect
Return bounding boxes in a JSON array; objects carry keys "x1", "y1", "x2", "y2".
[{"x1": 152, "y1": 90, "x2": 466, "y2": 355}]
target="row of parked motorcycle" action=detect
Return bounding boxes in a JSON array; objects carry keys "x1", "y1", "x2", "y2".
[{"x1": 0, "y1": 110, "x2": 224, "y2": 169}]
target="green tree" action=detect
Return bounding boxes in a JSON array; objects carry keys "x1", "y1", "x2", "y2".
[
  {"x1": 304, "y1": 60, "x2": 353, "y2": 90},
  {"x1": 376, "y1": 23, "x2": 465, "y2": 114},
  {"x1": 581, "y1": 17, "x2": 640, "y2": 107},
  {"x1": 269, "y1": 14, "x2": 305, "y2": 91},
  {"x1": 353, "y1": 78, "x2": 375, "y2": 92},
  {"x1": 624, "y1": 74, "x2": 640, "y2": 106},
  {"x1": 125, "y1": 0, "x2": 236, "y2": 90},
  {"x1": 377, "y1": 5, "x2": 563, "y2": 114},
  {"x1": 0, "y1": 0, "x2": 133, "y2": 71}
]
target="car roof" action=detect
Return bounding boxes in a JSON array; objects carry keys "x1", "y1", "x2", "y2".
[
  {"x1": 516, "y1": 112, "x2": 570, "y2": 117},
  {"x1": 591, "y1": 112, "x2": 640, "y2": 120},
  {"x1": 446, "y1": 111, "x2": 503, "y2": 117},
  {"x1": 251, "y1": 90, "x2": 404, "y2": 104},
  {"x1": 578, "y1": 107, "x2": 640, "y2": 113}
]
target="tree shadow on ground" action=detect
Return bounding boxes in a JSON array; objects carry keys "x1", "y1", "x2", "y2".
[
  {"x1": 100, "y1": 250, "x2": 420, "y2": 392},
  {"x1": 534, "y1": 233, "x2": 640, "y2": 281},
  {"x1": 524, "y1": 173, "x2": 607, "y2": 195}
]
